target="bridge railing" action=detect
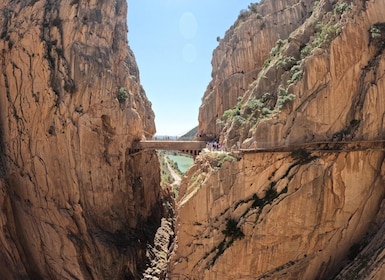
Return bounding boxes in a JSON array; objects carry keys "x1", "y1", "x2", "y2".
[
  {"x1": 129, "y1": 140, "x2": 207, "y2": 157},
  {"x1": 151, "y1": 136, "x2": 180, "y2": 141}
]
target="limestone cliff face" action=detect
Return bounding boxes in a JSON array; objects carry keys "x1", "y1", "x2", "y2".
[
  {"x1": 217, "y1": 0, "x2": 385, "y2": 149},
  {"x1": 0, "y1": 0, "x2": 164, "y2": 279},
  {"x1": 171, "y1": 150, "x2": 385, "y2": 279},
  {"x1": 170, "y1": 0, "x2": 385, "y2": 279},
  {"x1": 198, "y1": 0, "x2": 314, "y2": 136}
]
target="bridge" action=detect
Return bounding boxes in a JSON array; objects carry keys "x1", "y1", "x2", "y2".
[{"x1": 129, "y1": 140, "x2": 206, "y2": 157}]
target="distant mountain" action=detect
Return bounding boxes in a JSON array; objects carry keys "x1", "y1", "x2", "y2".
[{"x1": 178, "y1": 126, "x2": 198, "y2": 140}]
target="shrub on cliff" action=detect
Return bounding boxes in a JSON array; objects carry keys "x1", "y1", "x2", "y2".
[
  {"x1": 369, "y1": 22, "x2": 385, "y2": 49},
  {"x1": 270, "y1": 39, "x2": 287, "y2": 57},
  {"x1": 238, "y1": 9, "x2": 252, "y2": 21},
  {"x1": 248, "y1": 3, "x2": 259, "y2": 13},
  {"x1": 223, "y1": 107, "x2": 240, "y2": 121},
  {"x1": 117, "y1": 87, "x2": 129, "y2": 103},
  {"x1": 334, "y1": 3, "x2": 350, "y2": 14},
  {"x1": 277, "y1": 87, "x2": 295, "y2": 110},
  {"x1": 300, "y1": 22, "x2": 341, "y2": 59}
]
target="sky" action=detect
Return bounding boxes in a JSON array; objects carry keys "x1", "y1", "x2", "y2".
[{"x1": 127, "y1": 0, "x2": 255, "y2": 136}]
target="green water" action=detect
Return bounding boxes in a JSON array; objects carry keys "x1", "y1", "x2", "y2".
[{"x1": 167, "y1": 154, "x2": 194, "y2": 173}]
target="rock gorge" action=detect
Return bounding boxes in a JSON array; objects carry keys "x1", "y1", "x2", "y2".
[
  {"x1": 1, "y1": 0, "x2": 385, "y2": 280},
  {"x1": 171, "y1": 0, "x2": 385, "y2": 279}
]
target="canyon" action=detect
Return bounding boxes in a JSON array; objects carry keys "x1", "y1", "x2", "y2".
[{"x1": 0, "y1": 0, "x2": 385, "y2": 279}]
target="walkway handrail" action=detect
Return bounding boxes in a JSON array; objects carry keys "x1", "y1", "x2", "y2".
[{"x1": 238, "y1": 139, "x2": 385, "y2": 153}]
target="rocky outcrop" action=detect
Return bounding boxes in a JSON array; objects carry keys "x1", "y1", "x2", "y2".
[
  {"x1": 170, "y1": 0, "x2": 385, "y2": 279},
  {"x1": 0, "y1": 0, "x2": 165, "y2": 279}
]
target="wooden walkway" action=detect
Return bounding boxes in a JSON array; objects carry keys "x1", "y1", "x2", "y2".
[
  {"x1": 128, "y1": 139, "x2": 385, "y2": 157},
  {"x1": 238, "y1": 140, "x2": 385, "y2": 154}
]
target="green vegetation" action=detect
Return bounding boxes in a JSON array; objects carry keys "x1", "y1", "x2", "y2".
[
  {"x1": 277, "y1": 87, "x2": 295, "y2": 110},
  {"x1": 168, "y1": 157, "x2": 182, "y2": 175},
  {"x1": 221, "y1": 92, "x2": 276, "y2": 127},
  {"x1": 204, "y1": 152, "x2": 239, "y2": 169},
  {"x1": 221, "y1": 84, "x2": 295, "y2": 128},
  {"x1": 117, "y1": 87, "x2": 129, "y2": 103},
  {"x1": 216, "y1": 153, "x2": 238, "y2": 168},
  {"x1": 300, "y1": 21, "x2": 341, "y2": 59},
  {"x1": 300, "y1": 44, "x2": 313, "y2": 58},
  {"x1": 312, "y1": 1, "x2": 320, "y2": 11},
  {"x1": 277, "y1": 56, "x2": 296, "y2": 70},
  {"x1": 222, "y1": 105, "x2": 240, "y2": 121},
  {"x1": 248, "y1": 3, "x2": 259, "y2": 13},
  {"x1": 222, "y1": 99, "x2": 246, "y2": 126},
  {"x1": 244, "y1": 95, "x2": 274, "y2": 118},
  {"x1": 244, "y1": 97, "x2": 265, "y2": 111},
  {"x1": 288, "y1": 63, "x2": 303, "y2": 84},
  {"x1": 263, "y1": 57, "x2": 272, "y2": 69},
  {"x1": 370, "y1": 25, "x2": 382, "y2": 39},
  {"x1": 270, "y1": 39, "x2": 287, "y2": 57},
  {"x1": 334, "y1": 3, "x2": 350, "y2": 14},
  {"x1": 238, "y1": 9, "x2": 252, "y2": 21},
  {"x1": 157, "y1": 151, "x2": 175, "y2": 187},
  {"x1": 261, "y1": 107, "x2": 272, "y2": 116},
  {"x1": 370, "y1": 23, "x2": 384, "y2": 39},
  {"x1": 313, "y1": 23, "x2": 340, "y2": 48},
  {"x1": 158, "y1": 151, "x2": 194, "y2": 198},
  {"x1": 263, "y1": 39, "x2": 288, "y2": 69},
  {"x1": 369, "y1": 22, "x2": 385, "y2": 49}
]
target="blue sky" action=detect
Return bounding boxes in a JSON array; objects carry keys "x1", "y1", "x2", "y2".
[{"x1": 128, "y1": 1, "x2": 254, "y2": 136}]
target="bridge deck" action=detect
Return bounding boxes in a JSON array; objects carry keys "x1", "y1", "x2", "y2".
[
  {"x1": 130, "y1": 140, "x2": 206, "y2": 156},
  {"x1": 136, "y1": 140, "x2": 206, "y2": 150}
]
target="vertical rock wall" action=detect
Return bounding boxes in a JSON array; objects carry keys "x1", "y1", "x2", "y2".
[
  {"x1": 171, "y1": 0, "x2": 385, "y2": 279},
  {"x1": 170, "y1": 150, "x2": 385, "y2": 279},
  {"x1": 0, "y1": 0, "x2": 163, "y2": 279},
  {"x1": 218, "y1": 0, "x2": 385, "y2": 149}
]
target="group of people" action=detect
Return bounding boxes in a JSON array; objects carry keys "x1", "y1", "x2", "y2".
[{"x1": 206, "y1": 141, "x2": 226, "y2": 152}]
